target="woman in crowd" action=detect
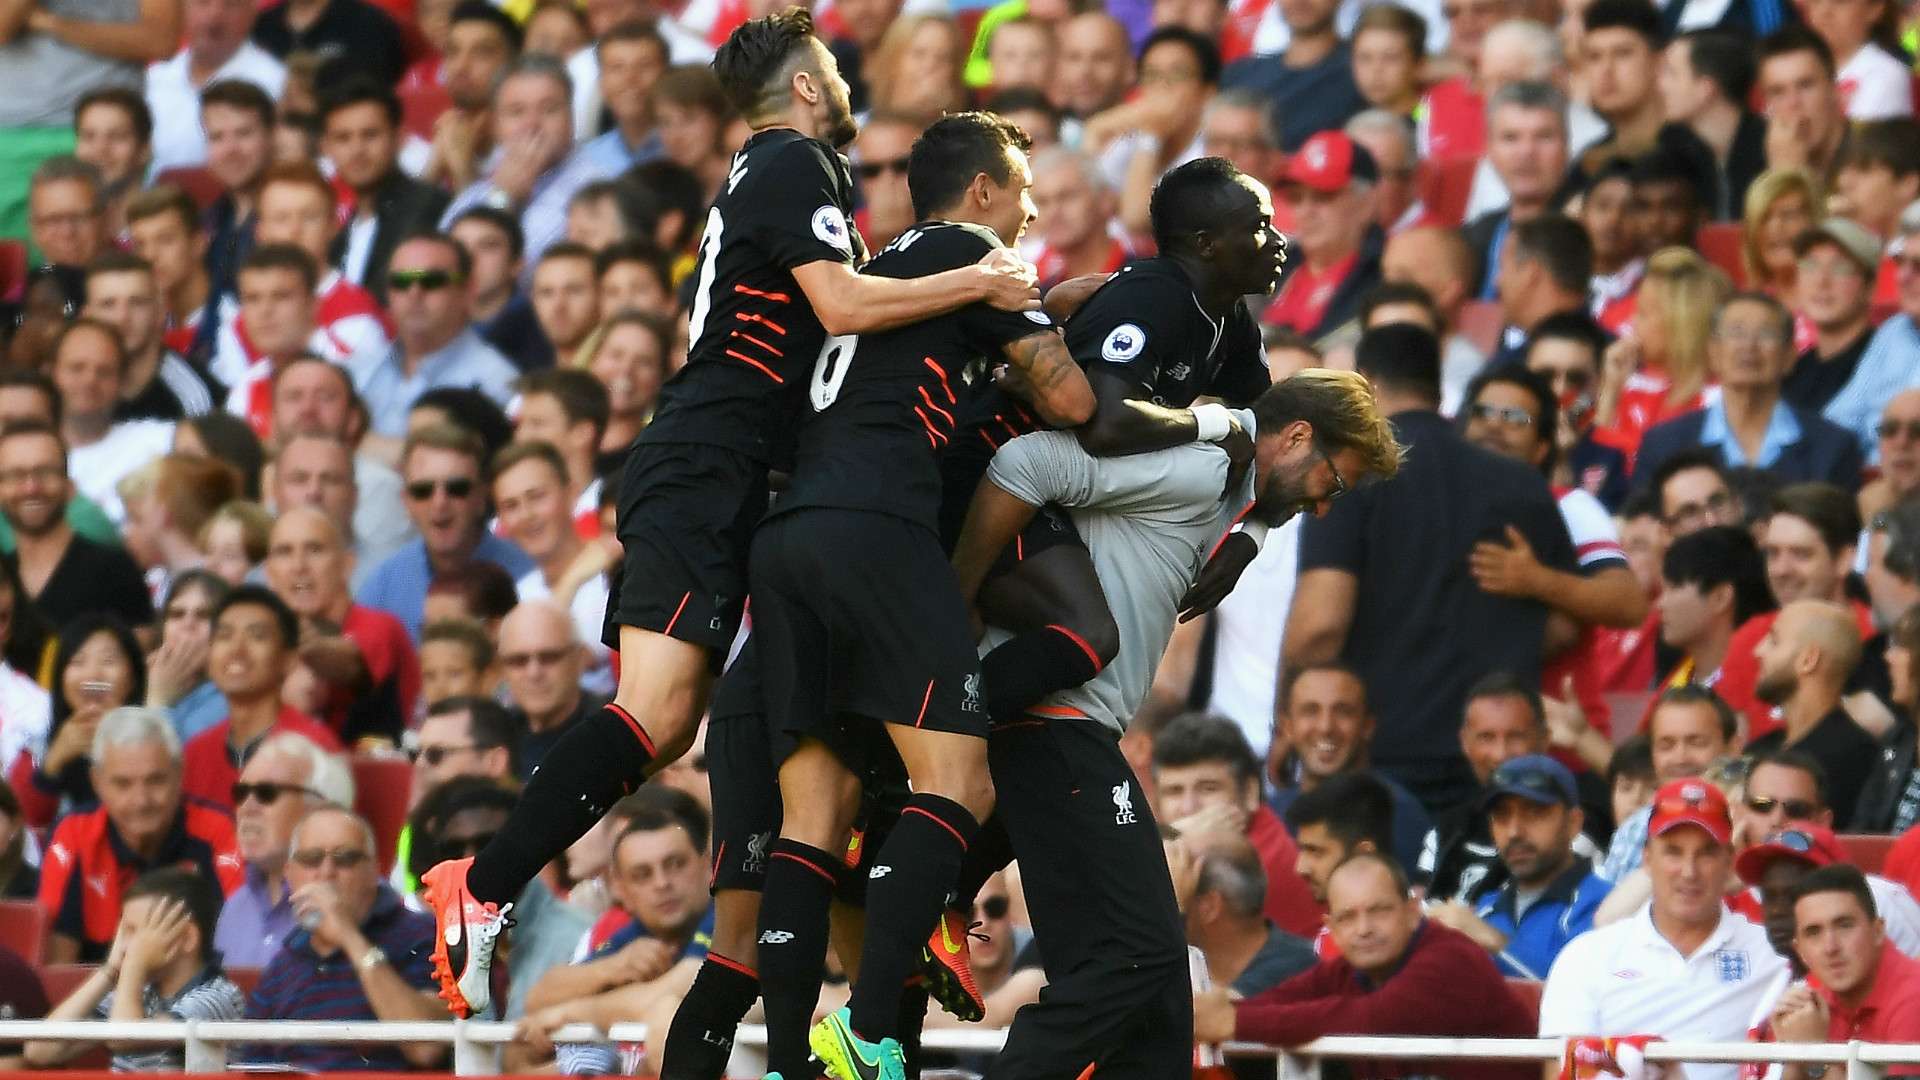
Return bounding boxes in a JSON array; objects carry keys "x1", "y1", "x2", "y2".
[
  {"x1": 144, "y1": 569, "x2": 231, "y2": 743},
  {"x1": 1742, "y1": 169, "x2": 1821, "y2": 300},
  {"x1": 1595, "y1": 247, "x2": 1732, "y2": 457},
  {"x1": 654, "y1": 66, "x2": 738, "y2": 204},
  {"x1": 866, "y1": 14, "x2": 970, "y2": 118},
  {"x1": 6, "y1": 614, "x2": 147, "y2": 827},
  {"x1": 579, "y1": 310, "x2": 671, "y2": 471}
]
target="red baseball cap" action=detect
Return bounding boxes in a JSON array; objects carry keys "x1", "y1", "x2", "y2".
[
  {"x1": 1734, "y1": 822, "x2": 1846, "y2": 885},
  {"x1": 1648, "y1": 778, "x2": 1732, "y2": 845},
  {"x1": 1283, "y1": 131, "x2": 1380, "y2": 194}
]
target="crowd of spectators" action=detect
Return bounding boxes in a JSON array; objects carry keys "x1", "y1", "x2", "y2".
[{"x1": 11, "y1": 0, "x2": 1920, "y2": 1069}]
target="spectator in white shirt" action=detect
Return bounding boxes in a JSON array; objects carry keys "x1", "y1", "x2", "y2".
[
  {"x1": 145, "y1": 0, "x2": 286, "y2": 173},
  {"x1": 1807, "y1": 0, "x2": 1914, "y2": 118},
  {"x1": 491, "y1": 441, "x2": 611, "y2": 694},
  {"x1": 50, "y1": 319, "x2": 174, "y2": 527},
  {"x1": 1540, "y1": 778, "x2": 1790, "y2": 1080}
]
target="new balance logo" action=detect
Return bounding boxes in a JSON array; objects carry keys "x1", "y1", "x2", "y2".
[
  {"x1": 1113, "y1": 781, "x2": 1137, "y2": 825},
  {"x1": 869, "y1": 864, "x2": 892, "y2": 879},
  {"x1": 759, "y1": 930, "x2": 795, "y2": 945},
  {"x1": 961, "y1": 673, "x2": 982, "y2": 713}
]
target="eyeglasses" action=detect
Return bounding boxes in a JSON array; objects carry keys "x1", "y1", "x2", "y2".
[
  {"x1": 501, "y1": 647, "x2": 572, "y2": 669},
  {"x1": 1317, "y1": 446, "x2": 1348, "y2": 501},
  {"x1": 1664, "y1": 490, "x2": 1735, "y2": 529},
  {"x1": 1878, "y1": 419, "x2": 1920, "y2": 443},
  {"x1": 233, "y1": 781, "x2": 323, "y2": 806},
  {"x1": 288, "y1": 847, "x2": 371, "y2": 869},
  {"x1": 405, "y1": 477, "x2": 475, "y2": 501},
  {"x1": 409, "y1": 743, "x2": 480, "y2": 767},
  {"x1": 855, "y1": 157, "x2": 910, "y2": 181},
  {"x1": 974, "y1": 895, "x2": 1010, "y2": 920},
  {"x1": 387, "y1": 269, "x2": 464, "y2": 292},
  {"x1": 30, "y1": 210, "x2": 98, "y2": 229},
  {"x1": 441, "y1": 831, "x2": 498, "y2": 858},
  {"x1": 1746, "y1": 795, "x2": 1820, "y2": 820},
  {"x1": 1467, "y1": 402, "x2": 1537, "y2": 427}
]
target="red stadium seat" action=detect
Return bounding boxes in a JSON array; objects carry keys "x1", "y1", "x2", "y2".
[
  {"x1": 1842, "y1": 833, "x2": 1894, "y2": 875},
  {"x1": 1419, "y1": 155, "x2": 1481, "y2": 229},
  {"x1": 352, "y1": 755, "x2": 414, "y2": 875},
  {"x1": 152, "y1": 166, "x2": 225, "y2": 211},
  {"x1": 1456, "y1": 300, "x2": 1505, "y2": 356},
  {"x1": 38, "y1": 963, "x2": 100, "y2": 1004},
  {"x1": 225, "y1": 965, "x2": 262, "y2": 999},
  {"x1": 399, "y1": 81, "x2": 453, "y2": 140},
  {"x1": 1505, "y1": 977, "x2": 1544, "y2": 1025},
  {"x1": 1696, "y1": 223, "x2": 1747, "y2": 286},
  {"x1": 0, "y1": 239, "x2": 26, "y2": 303},
  {"x1": 0, "y1": 898, "x2": 47, "y2": 964}
]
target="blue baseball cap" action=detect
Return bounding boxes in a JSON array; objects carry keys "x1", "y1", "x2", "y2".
[{"x1": 1481, "y1": 754, "x2": 1579, "y2": 810}]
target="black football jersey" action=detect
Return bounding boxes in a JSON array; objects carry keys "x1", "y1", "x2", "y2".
[
  {"x1": 640, "y1": 127, "x2": 864, "y2": 468},
  {"x1": 777, "y1": 220, "x2": 1059, "y2": 531},
  {"x1": 957, "y1": 256, "x2": 1270, "y2": 452}
]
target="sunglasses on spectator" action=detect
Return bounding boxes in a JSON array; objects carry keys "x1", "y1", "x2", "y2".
[
  {"x1": 502, "y1": 647, "x2": 573, "y2": 669},
  {"x1": 233, "y1": 781, "x2": 323, "y2": 806},
  {"x1": 387, "y1": 269, "x2": 464, "y2": 292},
  {"x1": 406, "y1": 477, "x2": 475, "y2": 501},
  {"x1": 441, "y1": 832, "x2": 498, "y2": 858},
  {"x1": 856, "y1": 156, "x2": 910, "y2": 181},
  {"x1": 1746, "y1": 795, "x2": 1819, "y2": 819},
  {"x1": 289, "y1": 847, "x2": 371, "y2": 869},
  {"x1": 975, "y1": 895, "x2": 1010, "y2": 920},
  {"x1": 1467, "y1": 402, "x2": 1536, "y2": 427},
  {"x1": 1879, "y1": 420, "x2": 1920, "y2": 443},
  {"x1": 410, "y1": 743, "x2": 481, "y2": 767}
]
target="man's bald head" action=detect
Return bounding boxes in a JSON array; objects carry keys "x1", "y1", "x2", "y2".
[
  {"x1": 1776, "y1": 599, "x2": 1864, "y2": 682},
  {"x1": 271, "y1": 503, "x2": 346, "y2": 550},
  {"x1": 1382, "y1": 226, "x2": 1475, "y2": 319},
  {"x1": 500, "y1": 597, "x2": 576, "y2": 648}
]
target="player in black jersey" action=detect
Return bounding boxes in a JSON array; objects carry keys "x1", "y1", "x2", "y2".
[
  {"x1": 419, "y1": 10, "x2": 1042, "y2": 1021},
  {"x1": 741, "y1": 113, "x2": 1095, "y2": 1080}
]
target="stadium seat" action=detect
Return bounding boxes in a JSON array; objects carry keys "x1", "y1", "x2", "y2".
[
  {"x1": 1696, "y1": 223, "x2": 1746, "y2": 286},
  {"x1": 225, "y1": 966, "x2": 262, "y2": 999},
  {"x1": 152, "y1": 166, "x2": 225, "y2": 210},
  {"x1": 0, "y1": 238, "x2": 26, "y2": 303},
  {"x1": 1505, "y1": 977, "x2": 1544, "y2": 1025},
  {"x1": 1419, "y1": 155, "x2": 1481, "y2": 229},
  {"x1": 1842, "y1": 833, "x2": 1893, "y2": 875},
  {"x1": 1456, "y1": 299, "x2": 1505, "y2": 356},
  {"x1": 399, "y1": 81, "x2": 453, "y2": 140},
  {"x1": 0, "y1": 898, "x2": 47, "y2": 964},
  {"x1": 352, "y1": 755, "x2": 414, "y2": 875}
]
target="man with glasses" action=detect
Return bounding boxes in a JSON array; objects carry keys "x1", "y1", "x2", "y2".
[
  {"x1": 498, "y1": 599, "x2": 597, "y2": 780},
  {"x1": 849, "y1": 111, "x2": 920, "y2": 251},
  {"x1": 357, "y1": 423, "x2": 534, "y2": 640},
  {"x1": 181, "y1": 585, "x2": 345, "y2": 812},
  {"x1": 26, "y1": 156, "x2": 107, "y2": 272},
  {"x1": 243, "y1": 804, "x2": 446, "y2": 1072},
  {"x1": 1825, "y1": 200, "x2": 1920, "y2": 457},
  {"x1": 1649, "y1": 448, "x2": 1741, "y2": 537},
  {"x1": 1785, "y1": 219, "x2": 1881, "y2": 413},
  {"x1": 1637, "y1": 292, "x2": 1863, "y2": 490},
  {"x1": 215, "y1": 731, "x2": 356, "y2": 967},
  {"x1": 412, "y1": 697, "x2": 518, "y2": 795},
  {"x1": 352, "y1": 232, "x2": 518, "y2": 441}
]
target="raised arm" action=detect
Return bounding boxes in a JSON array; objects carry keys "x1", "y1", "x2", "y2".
[
  {"x1": 791, "y1": 248, "x2": 1039, "y2": 338},
  {"x1": 996, "y1": 330, "x2": 1096, "y2": 428},
  {"x1": 26, "y1": 0, "x2": 179, "y2": 62}
]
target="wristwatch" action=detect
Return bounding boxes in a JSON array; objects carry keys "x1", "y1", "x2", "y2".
[{"x1": 357, "y1": 945, "x2": 389, "y2": 974}]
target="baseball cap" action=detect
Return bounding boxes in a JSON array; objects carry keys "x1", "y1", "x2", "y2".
[
  {"x1": 1283, "y1": 131, "x2": 1379, "y2": 194},
  {"x1": 1734, "y1": 821, "x2": 1846, "y2": 885},
  {"x1": 1648, "y1": 778, "x2": 1732, "y2": 845},
  {"x1": 1793, "y1": 218, "x2": 1881, "y2": 276},
  {"x1": 1481, "y1": 754, "x2": 1579, "y2": 810}
]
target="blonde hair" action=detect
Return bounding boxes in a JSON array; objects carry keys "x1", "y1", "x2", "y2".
[
  {"x1": 1254, "y1": 368, "x2": 1405, "y2": 483},
  {"x1": 199, "y1": 499, "x2": 275, "y2": 564},
  {"x1": 124, "y1": 454, "x2": 246, "y2": 543},
  {"x1": 1741, "y1": 168, "x2": 1820, "y2": 287},
  {"x1": 868, "y1": 14, "x2": 967, "y2": 115},
  {"x1": 1640, "y1": 247, "x2": 1732, "y2": 404}
]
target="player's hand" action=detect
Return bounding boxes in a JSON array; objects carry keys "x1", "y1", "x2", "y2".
[
  {"x1": 1469, "y1": 524, "x2": 1543, "y2": 598},
  {"x1": 1219, "y1": 417, "x2": 1254, "y2": 500},
  {"x1": 1180, "y1": 532, "x2": 1258, "y2": 622},
  {"x1": 1042, "y1": 274, "x2": 1108, "y2": 323},
  {"x1": 1192, "y1": 986, "x2": 1237, "y2": 1045},
  {"x1": 975, "y1": 248, "x2": 1042, "y2": 312}
]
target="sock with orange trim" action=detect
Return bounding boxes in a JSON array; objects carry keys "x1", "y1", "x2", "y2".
[
  {"x1": 848, "y1": 793, "x2": 979, "y2": 1040},
  {"x1": 757, "y1": 839, "x2": 839, "y2": 1078},
  {"x1": 467, "y1": 703, "x2": 657, "y2": 905},
  {"x1": 658, "y1": 952, "x2": 759, "y2": 1080},
  {"x1": 981, "y1": 624, "x2": 1105, "y2": 723}
]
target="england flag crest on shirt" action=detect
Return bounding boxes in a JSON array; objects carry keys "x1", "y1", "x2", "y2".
[{"x1": 1713, "y1": 949, "x2": 1750, "y2": 983}]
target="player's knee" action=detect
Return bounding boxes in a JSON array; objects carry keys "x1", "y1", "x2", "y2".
[
  {"x1": 923, "y1": 770, "x2": 995, "y2": 822},
  {"x1": 1076, "y1": 612, "x2": 1120, "y2": 669}
]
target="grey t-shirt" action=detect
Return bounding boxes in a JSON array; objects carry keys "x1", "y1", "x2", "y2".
[{"x1": 0, "y1": 0, "x2": 141, "y2": 126}]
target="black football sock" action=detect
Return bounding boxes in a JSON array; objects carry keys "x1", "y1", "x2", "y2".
[
  {"x1": 847, "y1": 793, "x2": 979, "y2": 1041},
  {"x1": 896, "y1": 981, "x2": 931, "y2": 1077},
  {"x1": 950, "y1": 814, "x2": 1015, "y2": 913},
  {"x1": 757, "y1": 839, "x2": 839, "y2": 1079},
  {"x1": 981, "y1": 624, "x2": 1105, "y2": 723},
  {"x1": 467, "y1": 703, "x2": 657, "y2": 905},
  {"x1": 658, "y1": 952, "x2": 759, "y2": 1080}
]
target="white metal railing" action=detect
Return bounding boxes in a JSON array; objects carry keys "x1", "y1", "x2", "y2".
[{"x1": 0, "y1": 1021, "x2": 1912, "y2": 1079}]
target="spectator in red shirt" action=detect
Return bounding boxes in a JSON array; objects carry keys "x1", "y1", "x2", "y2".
[
  {"x1": 41, "y1": 707, "x2": 244, "y2": 963},
  {"x1": 1193, "y1": 851, "x2": 1537, "y2": 1080},
  {"x1": 265, "y1": 507, "x2": 420, "y2": 744},
  {"x1": 181, "y1": 584, "x2": 344, "y2": 812},
  {"x1": 1266, "y1": 130, "x2": 1383, "y2": 341},
  {"x1": 1764, "y1": 863, "x2": 1920, "y2": 1076}
]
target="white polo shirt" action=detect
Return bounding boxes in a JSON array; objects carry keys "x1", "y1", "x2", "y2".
[{"x1": 1540, "y1": 902, "x2": 1790, "y2": 1080}]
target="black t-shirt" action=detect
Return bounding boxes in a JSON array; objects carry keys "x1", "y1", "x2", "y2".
[
  {"x1": 12, "y1": 534, "x2": 153, "y2": 630},
  {"x1": 1220, "y1": 43, "x2": 1367, "y2": 153},
  {"x1": 642, "y1": 128, "x2": 862, "y2": 470},
  {"x1": 115, "y1": 353, "x2": 221, "y2": 422},
  {"x1": 958, "y1": 257, "x2": 1269, "y2": 451},
  {"x1": 1298, "y1": 411, "x2": 1579, "y2": 811},
  {"x1": 1746, "y1": 707, "x2": 1880, "y2": 829},
  {"x1": 252, "y1": 0, "x2": 407, "y2": 88},
  {"x1": 1783, "y1": 330, "x2": 1873, "y2": 414},
  {"x1": 779, "y1": 221, "x2": 1056, "y2": 532}
]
